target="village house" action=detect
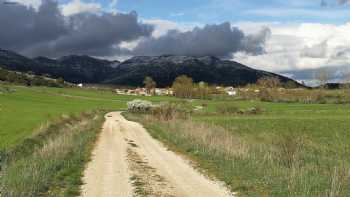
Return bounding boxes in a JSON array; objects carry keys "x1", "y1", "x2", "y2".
[
  {"x1": 114, "y1": 87, "x2": 174, "y2": 96},
  {"x1": 225, "y1": 87, "x2": 237, "y2": 96}
]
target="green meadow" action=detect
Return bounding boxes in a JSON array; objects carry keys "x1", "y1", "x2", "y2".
[
  {"x1": 0, "y1": 85, "x2": 176, "y2": 150},
  {"x1": 127, "y1": 100, "x2": 350, "y2": 196},
  {"x1": 1, "y1": 84, "x2": 350, "y2": 196}
]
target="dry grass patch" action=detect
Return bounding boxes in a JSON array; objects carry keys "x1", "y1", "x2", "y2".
[{"x1": 0, "y1": 111, "x2": 105, "y2": 197}]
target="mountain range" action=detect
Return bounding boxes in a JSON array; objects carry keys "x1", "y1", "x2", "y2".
[
  {"x1": 0, "y1": 48, "x2": 300, "y2": 87},
  {"x1": 280, "y1": 65, "x2": 350, "y2": 86}
]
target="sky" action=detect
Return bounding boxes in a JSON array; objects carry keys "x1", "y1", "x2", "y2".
[{"x1": 1, "y1": 0, "x2": 350, "y2": 78}]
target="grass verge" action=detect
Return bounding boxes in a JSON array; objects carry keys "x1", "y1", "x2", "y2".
[
  {"x1": 125, "y1": 113, "x2": 350, "y2": 197},
  {"x1": 0, "y1": 110, "x2": 105, "y2": 197}
]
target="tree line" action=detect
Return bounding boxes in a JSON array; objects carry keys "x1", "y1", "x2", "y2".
[
  {"x1": 144, "y1": 75, "x2": 218, "y2": 99},
  {"x1": 0, "y1": 67, "x2": 66, "y2": 87}
]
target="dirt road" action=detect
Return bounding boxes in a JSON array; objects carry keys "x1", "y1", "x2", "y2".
[{"x1": 81, "y1": 112, "x2": 233, "y2": 197}]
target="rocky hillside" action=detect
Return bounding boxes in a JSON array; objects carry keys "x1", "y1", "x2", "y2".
[
  {"x1": 34, "y1": 55, "x2": 118, "y2": 83},
  {"x1": 105, "y1": 55, "x2": 299, "y2": 87},
  {"x1": 0, "y1": 48, "x2": 300, "y2": 87},
  {"x1": 0, "y1": 49, "x2": 117, "y2": 83}
]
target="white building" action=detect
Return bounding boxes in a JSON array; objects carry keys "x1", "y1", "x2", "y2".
[{"x1": 225, "y1": 87, "x2": 237, "y2": 96}]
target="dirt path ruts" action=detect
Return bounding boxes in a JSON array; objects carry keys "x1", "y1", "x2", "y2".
[
  {"x1": 81, "y1": 112, "x2": 233, "y2": 197},
  {"x1": 80, "y1": 113, "x2": 132, "y2": 197}
]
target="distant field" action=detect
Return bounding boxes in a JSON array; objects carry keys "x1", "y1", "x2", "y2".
[
  {"x1": 128, "y1": 99, "x2": 350, "y2": 196},
  {"x1": 0, "y1": 85, "x2": 175, "y2": 150}
]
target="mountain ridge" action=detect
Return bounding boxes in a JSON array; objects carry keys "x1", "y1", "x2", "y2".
[{"x1": 0, "y1": 48, "x2": 301, "y2": 87}]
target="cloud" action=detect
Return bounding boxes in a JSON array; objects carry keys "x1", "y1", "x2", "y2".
[
  {"x1": 0, "y1": 1, "x2": 272, "y2": 59},
  {"x1": 301, "y1": 40, "x2": 328, "y2": 58},
  {"x1": 232, "y1": 22, "x2": 350, "y2": 72},
  {"x1": 26, "y1": 11, "x2": 154, "y2": 57},
  {"x1": 241, "y1": 27, "x2": 271, "y2": 55},
  {"x1": 132, "y1": 22, "x2": 270, "y2": 57},
  {"x1": 61, "y1": 0, "x2": 102, "y2": 16},
  {"x1": 321, "y1": 0, "x2": 328, "y2": 6},
  {"x1": 337, "y1": 0, "x2": 350, "y2": 5},
  {"x1": 0, "y1": 0, "x2": 153, "y2": 57},
  {"x1": 0, "y1": 0, "x2": 67, "y2": 51},
  {"x1": 12, "y1": 0, "x2": 42, "y2": 9},
  {"x1": 320, "y1": 0, "x2": 350, "y2": 6},
  {"x1": 143, "y1": 19, "x2": 201, "y2": 38}
]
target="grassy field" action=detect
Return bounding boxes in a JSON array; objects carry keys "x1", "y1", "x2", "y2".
[
  {"x1": 127, "y1": 100, "x2": 350, "y2": 197},
  {"x1": 2, "y1": 84, "x2": 350, "y2": 196},
  {"x1": 0, "y1": 84, "x2": 177, "y2": 196},
  {"x1": 0, "y1": 85, "x2": 175, "y2": 150}
]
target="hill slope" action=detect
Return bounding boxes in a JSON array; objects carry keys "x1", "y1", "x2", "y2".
[
  {"x1": 0, "y1": 49, "x2": 300, "y2": 87},
  {"x1": 106, "y1": 55, "x2": 298, "y2": 87},
  {"x1": 0, "y1": 49, "x2": 117, "y2": 83},
  {"x1": 35, "y1": 55, "x2": 117, "y2": 83}
]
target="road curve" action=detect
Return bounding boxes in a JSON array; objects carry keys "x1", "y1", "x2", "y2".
[{"x1": 81, "y1": 112, "x2": 233, "y2": 197}]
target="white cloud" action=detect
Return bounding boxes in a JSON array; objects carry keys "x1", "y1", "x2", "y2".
[
  {"x1": 61, "y1": 0, "x2": 102, "y2": 16},
  {"x1": 301, "y1": 40, "x2": 328, "y2": 58},
  {"x1": 232, "y1": 22, "x2": 350, "y2": 72},
  {"x1": 12, "y1": 0, "x2": 42, "y2": 9},
  {"x1": 142, "y1": 19, "x2": 201, "y2": 38},
  {"x1": 108, "y1": 0, "x2": 118, "y2": 13}
]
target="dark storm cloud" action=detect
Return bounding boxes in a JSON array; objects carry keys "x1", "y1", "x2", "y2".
[
  {"x1": 0, "y1": 0, "x2": 67, "y2": 52},
  {"x1": 0, "y1": 0, "x2": 153, "y2": 57},
  {"x1": 27, "y1": 11, "x2": 154, "y2": 57},
  {"x1": 241, "y1": 27, "x2": 271, "y2": 56},
  {"x1": 0, "y1": 1, "x2": 269, "y2": 58},
  {"x1": 132, "y1": 22, "x2": 270, "y2": 57}
]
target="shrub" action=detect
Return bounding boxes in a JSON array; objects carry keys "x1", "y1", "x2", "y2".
[
  {"x1": 127, "y1": 100, "x2": 153, "y2": 113},
  {"x1": 246, "y1": 106, "x2": 263, "y2": 115},
  {"x1": 257, "y1": 77, "x2": 281, "y2": 88},
  {"x1": 151, "y1": 103, "x2": 178, "y2": 121},
  {"x1": 151, "y1": 102, "x2": 192, "y2": 120},
  {"x1": 216, "y1": 104, "x2": 240, "y2": 114},
  {"x1": 216, "y1": 104, "x2": 263, "y2": 115}
]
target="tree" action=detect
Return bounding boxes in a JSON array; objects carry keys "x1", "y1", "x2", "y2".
[
  {"x1": 315, "y1": 68, "x2": 330, "y2": 88},
  {"x1": 0, "y1": 68, "x2": 8, "y2": 81},
  {"x1": 143, "y1": 76, "x2": 156, "y2": 94},
  {"x1": 57, "y1": 77, "x2": 65, "y2": 86},
  {"x1": 285, "y1": 81, "x2": 298, "y2": 89},
  {"x1": 257, "y1": 77, "x2": 281, "y2": 88},
  {"x1": 196, "y1": 81, "x2": 211, "y2": 99},
  {"x1": 172, "y1": 75, "x2": 194, "y2": 98}
]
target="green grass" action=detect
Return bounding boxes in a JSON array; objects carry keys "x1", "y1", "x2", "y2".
[
  {"x1": 0, "y1": 85, "x2": 175, "y2": 151},
  {"x1": 127, "y1": 100, "x2": 350, "y2": 197},
  {"x1": 0, "y1": 84, "x2": 179, "y2": 196},
  {"x1": 198, "y1": 101, "x2": 350, "y2": 196},
  {"x1": 1, "y1": 111, "x2": 105, "y2": 197},
  {"x1": 2, "y1": 84, "x2": 350, "y2": 196}
]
